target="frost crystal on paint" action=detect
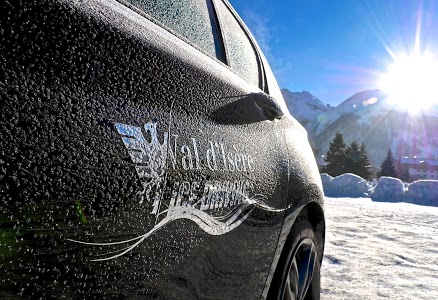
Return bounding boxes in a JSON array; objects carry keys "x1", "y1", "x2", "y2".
[{"x1": 68, "y1": 121, "x2": 266, "y2": 260}]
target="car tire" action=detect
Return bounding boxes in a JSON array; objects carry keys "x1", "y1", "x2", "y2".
[{"x1": 270, "y1": 217, "x2": 321, "y2": 300}]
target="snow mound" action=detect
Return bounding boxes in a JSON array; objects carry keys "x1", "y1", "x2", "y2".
[
  {"x1": 320, "y1": 173, "x2": 333, "y2": 185},
  {"x1": 370, "y1": 177, "x2": 405, "y2": 202},
  {"x1": 321, "y1": 173, "x2": 438, "y2": 207},
  {"x1": 405, "y1": 180, "x2": 438, "y2": 206},
  {"x1": 321, "y1": 173, "x2": 370, "y2": 198}
]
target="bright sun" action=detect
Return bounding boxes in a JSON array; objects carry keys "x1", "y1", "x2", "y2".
[{"x1": 378, "y1": 53, "x2": 438, "y2": 112}]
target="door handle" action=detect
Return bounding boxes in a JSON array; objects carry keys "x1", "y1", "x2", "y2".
[{"x1": 253, "y1": 93, "x2": 284, "y2": 120}]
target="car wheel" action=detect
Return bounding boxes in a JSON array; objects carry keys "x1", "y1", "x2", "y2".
[{"x1": 274, "y1": 218, "x2": 321, "y2": 300}]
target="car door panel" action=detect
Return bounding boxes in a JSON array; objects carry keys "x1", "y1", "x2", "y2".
[{"x1": 0, "y1": 0, "x2": 290, "y2": 298}]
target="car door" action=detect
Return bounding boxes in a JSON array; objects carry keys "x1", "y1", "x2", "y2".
[{"x1": 0, "y1": 0, "x2": 289, "y2": 298}]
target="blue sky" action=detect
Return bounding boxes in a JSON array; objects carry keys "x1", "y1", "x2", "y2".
[{"x1": 229, "y1": 0, "x2": 438, "y2": 106}]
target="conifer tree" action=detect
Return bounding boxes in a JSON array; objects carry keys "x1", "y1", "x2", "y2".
[
  {"x1": 345, "y1": 141, "x2": 361, "y2": 172},
  {"x1": 344, "y1": 142, "x2": 371, "y2": 179},
  {"x1": 358, "y1": 143, "x2": 372, "y2": 179},
  {"x1": 379, "y1": 148, "x2": 397, "y2": 177},
  {"x1": 322, "y1": 132, "x2": 347, "y2": 176}
]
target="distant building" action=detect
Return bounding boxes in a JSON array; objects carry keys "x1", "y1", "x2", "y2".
[{"x1": 400, "y1": 157, "x2": 438, "y2": 180}]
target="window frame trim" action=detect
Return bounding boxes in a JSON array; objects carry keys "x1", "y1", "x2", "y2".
[
  {"x1": 206, "y1": 0, "x2": 228, "y2": 64},
  {"x1": 213, "y1": 0, "x2": 268, "y2": 92}
]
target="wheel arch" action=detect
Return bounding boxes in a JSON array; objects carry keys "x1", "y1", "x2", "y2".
[
  {"x1": 264, "y1": 200, "x2": 325, "y2": 299},
  {"x1": 297, "y1": 201, "x2": 326, "y2": 260}
]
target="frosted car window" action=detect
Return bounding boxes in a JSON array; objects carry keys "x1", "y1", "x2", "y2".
[
  {"x1": 216, "y1": 1, "x2": 260, "y2": 87},
  {"x1": 126, "y1": 0, "x2": 219, "y2": 59}
]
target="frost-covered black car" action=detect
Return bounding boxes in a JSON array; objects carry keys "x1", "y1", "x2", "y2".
[{"x1": 0, "y1": 0, "x2": 325, "y2": 299}]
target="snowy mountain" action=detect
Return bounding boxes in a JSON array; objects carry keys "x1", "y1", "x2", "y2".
[
  {"x1": 282, "y1": 90, "x2": 332, "y2": 127},
  {"x1": 282, "y1": 89, "x2": 438, "y2": 167}
]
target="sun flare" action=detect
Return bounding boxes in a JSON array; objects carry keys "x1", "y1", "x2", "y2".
[{"x1": 378, "y1": 53, "x2": 438, "y2": 112}]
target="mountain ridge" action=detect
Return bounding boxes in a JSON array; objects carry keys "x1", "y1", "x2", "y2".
[{"x1": 282, "y1": 89, "x2": 438, "y2": 167}]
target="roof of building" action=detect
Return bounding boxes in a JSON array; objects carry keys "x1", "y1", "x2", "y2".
[{"x1": 400, "y1": 157, "x2": 438, "y2": 166}]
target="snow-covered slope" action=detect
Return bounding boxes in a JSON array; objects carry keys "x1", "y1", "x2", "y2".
[
  {"x1": 321, "y1": 197, "x2": 438, "y2": 300},
  {"x1": 282, "y1": 89, "x2": 332, "y2": 129},
  {"x1": 283, "y1": 89, "x2": 438, "y2": 166}
]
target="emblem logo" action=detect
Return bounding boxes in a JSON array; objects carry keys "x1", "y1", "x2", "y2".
[
  {"x1": 68, "y1": 120, "x2": 266, "y2": 261},
  {"x1": 115, "y1": 122, "x2": 168, "y2": 214}
]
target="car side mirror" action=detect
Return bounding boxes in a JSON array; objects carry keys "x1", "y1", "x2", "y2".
[{"x1": 253, "y1": 93, "x2": 284, "y2": 120}]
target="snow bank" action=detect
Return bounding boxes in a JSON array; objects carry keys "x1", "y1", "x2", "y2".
[
  {"x1": 320, "y1": 174, "x2": 438, "y2": 207},
  {"x1": 321, "y1": 173, "x2": 370, "y2": 198},
  {"x1": 370, "y1": 177, "x2": 405, "y2": 202},
  {"x1": 405, "y1": 180, "x2": 438, "y2": 206}
]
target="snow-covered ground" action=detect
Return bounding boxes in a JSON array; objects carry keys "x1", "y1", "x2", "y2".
[{"x1": 321, "y1": 197, "x2": 438, "y2": 300}]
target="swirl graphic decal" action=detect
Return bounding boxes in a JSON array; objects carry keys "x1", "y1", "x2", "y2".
[
  {"x1": 68, "y1": 193, "x2": 267, "y2": 261},
  {"x1": 68, "y1": 120, "x2": 266, "y2": 261}
]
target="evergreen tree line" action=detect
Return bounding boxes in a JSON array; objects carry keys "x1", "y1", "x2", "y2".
[
  {"x1": 321, "y1": 132, "x2": 410, "y2": 181},
  {"x1": 321, "y1": 133, "x2": 371, "y2": 179}
]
